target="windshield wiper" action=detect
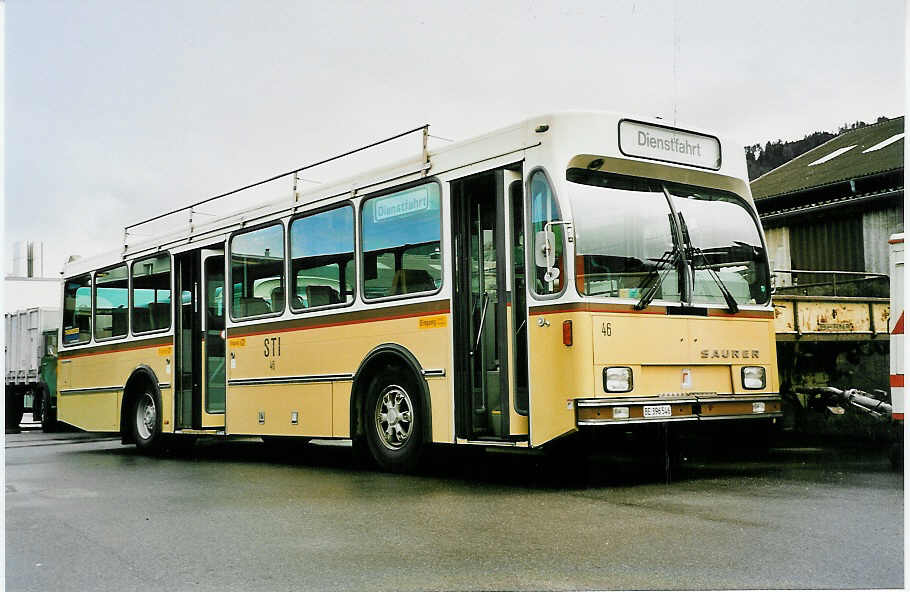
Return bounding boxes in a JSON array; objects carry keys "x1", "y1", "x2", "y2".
[
  {"x1": 688, "y1": 246, "x2": 739, "y2": 313},
  {"x1": 633, "y1": 246, "x2": 681, "y2": 310}
]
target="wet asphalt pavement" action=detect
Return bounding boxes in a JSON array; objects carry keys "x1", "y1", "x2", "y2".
[{"x1": 5, "y1": 427, "x2": 904, "y2": 592}]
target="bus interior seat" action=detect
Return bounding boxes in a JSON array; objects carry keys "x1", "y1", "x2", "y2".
[
  {"x1": 112, "y1": 308, "x2": 128, "y2": 336},
  {"x1": 133, "y1": 307, "x2": 150, "y2": 334},
  {"x1": 148, "y1": 302, "x2": 170, "y2": 330},
  {"x1": 391, "y1": 269, "x2": 435, "y2": 295},
  {"x1": 305, "y1": 285, "x2": 340, "y2": 307},
  {"x1": 269, "y1": 287, "x2": 285, "y2": 312},
  {"x1": 77, "y1": 313, "x2": 91, "y2": 338},
  {"x1": 236, "y1": 297, "x2": 270, "y2": 317}
]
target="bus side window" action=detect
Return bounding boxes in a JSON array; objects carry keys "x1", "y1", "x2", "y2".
[
  {"x1": 230, "y1": 223, "x2": 286, "y2": 319},
  {"x1": 131, "y1": 254, "x2": 171, "y2": 333},
  {"x1": 289, "y1": 205, "x2": 355, "y2": 310},
  {"x1": 361, "y1": 183, "x2": 442, "y2": 300},
  {"x1": 94, "y1": 265, "x2": 129, "y2": 340},
  {"x1": 62, "y1": 274, "x2": 92, "y2": 345},
  {"x1": 529, "y1": 171, "x2": 564, "y2": 295}
]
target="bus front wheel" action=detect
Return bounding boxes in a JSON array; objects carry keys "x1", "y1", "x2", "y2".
[
  {"x1": 363, "y1": 369, "x2": 424, "y2": 472},
  {"x1": 133, "y1": 390, "x2": 162, "y2": 452}
]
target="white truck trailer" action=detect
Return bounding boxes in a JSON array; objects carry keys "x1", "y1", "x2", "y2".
[{"x1": 5, "y1": 307, "x2": 58, "y2": 430}]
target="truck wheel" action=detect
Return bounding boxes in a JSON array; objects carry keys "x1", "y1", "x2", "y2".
[
  {"x1": 363, "y1": 368, "x2": 424, "y2": 472},
  {"x1": 133, "y1": 390, "x2": 163, "y2": 453},
  {"x1": 39, "y1": 387, "x2": 58, "y2": 433},
  {"x1": 6, "y1": 387, "x2": 24, "y2": 430},
  {"x1": 32, "y1": 390, "x2": 42, "y2": 420}
]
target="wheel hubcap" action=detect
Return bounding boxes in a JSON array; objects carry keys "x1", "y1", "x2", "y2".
[
  {"x1": 136, "y1": 393, "x2": 156, "y2": 440},
  {"x1": 374, "y1": 385, "x2": 413, "y2": 450}
]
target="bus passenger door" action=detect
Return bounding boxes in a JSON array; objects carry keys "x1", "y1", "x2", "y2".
[
  {"x1": 174, "y1": 248, "x2": 225, "y2": 430},
  {"x1": 201, "y1": 251, "x2": 225, "y2": 427},
  {"x1": 452, "y1": 168, "x2": 519, "y2": 441}
]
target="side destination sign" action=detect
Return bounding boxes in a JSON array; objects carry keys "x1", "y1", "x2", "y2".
[
  {"x1": 373, "y1": 186, "x2": 429, "y2": 222},
  {"x1": 619, "y1": 120, "x2": 721, "y2": 170}
]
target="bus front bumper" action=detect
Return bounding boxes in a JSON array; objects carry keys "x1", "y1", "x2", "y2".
[{"x1": 575, "y1": 394, "x2": 782, "y2": 426}]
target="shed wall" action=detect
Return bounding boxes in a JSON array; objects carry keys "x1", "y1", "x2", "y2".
[
  {"x1": 789, "y1": 214, "x2": 865, "y2": 275},
  {"x1": 862, "y1": 205, "x2": 904, "y2": 274}
]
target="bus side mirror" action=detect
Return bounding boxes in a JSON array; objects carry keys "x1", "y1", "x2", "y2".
[{"x1": 534, "y1": 230, "x2": 556, "y2": 268}]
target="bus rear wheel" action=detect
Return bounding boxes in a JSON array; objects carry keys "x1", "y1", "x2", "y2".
[
  {"x1": 363, "y1": 369, "x2": 424, "y2": 472},
  {"x1": 133, "y1": 390, "x2": 162, "y2": 452}
]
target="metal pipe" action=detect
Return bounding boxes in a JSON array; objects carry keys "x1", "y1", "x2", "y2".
[
  {"x1": 774, "y1": 269, "x2": 889, "y2": 277},
  {"x1": 125, "y1": 124, "x2": 429, "y2": 231},
  {"x1": 795, "y1": 386, "x2": 893, "y2": 419}
]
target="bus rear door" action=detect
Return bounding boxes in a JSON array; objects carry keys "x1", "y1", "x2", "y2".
[{"x1": 174, "y1": 248, "x2": 225, "y2": 430}]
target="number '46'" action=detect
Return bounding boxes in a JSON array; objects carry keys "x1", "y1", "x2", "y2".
[{"x1": 601, "y1": 323, "x2": 612, "y2": 337}]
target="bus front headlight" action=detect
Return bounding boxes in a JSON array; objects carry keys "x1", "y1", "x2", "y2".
[
  {"x1": 604, "y1": 367, "x2": 633, "y2": 393},
  {"x1": 742, "y1": 366, "x2": 766, "y2": 390}
]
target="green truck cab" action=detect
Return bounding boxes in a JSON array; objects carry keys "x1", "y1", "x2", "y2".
[{"x1": 31, "y1": 329, "x2": 59, "y2": 432}]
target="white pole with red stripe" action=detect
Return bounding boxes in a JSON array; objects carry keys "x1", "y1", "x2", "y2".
[{"x1": 889, "y1": 234, "x2": 903, "y2": 421}]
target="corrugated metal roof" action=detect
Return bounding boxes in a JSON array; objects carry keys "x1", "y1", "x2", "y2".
[
  {"x1": 751, "y1": 116, "x2": 904, "y2": 200},
  {"x1": 759, "y1": 188, "x2": 903, "y2": 223}
]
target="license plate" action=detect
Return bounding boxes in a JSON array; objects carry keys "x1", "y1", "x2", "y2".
[{"x1": 643, "y1": 404, "x2": 672, "y2": 418}]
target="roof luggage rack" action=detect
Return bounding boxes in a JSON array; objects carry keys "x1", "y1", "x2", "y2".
[{"x1": 122, "y1": 124, "x2": 431, "y2": 253}]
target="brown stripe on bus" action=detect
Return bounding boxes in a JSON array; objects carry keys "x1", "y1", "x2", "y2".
[
  {"x1": 227, "y1": 299, "x2": 451, "y2": 338},
  {"x1": 58, "y1": 335, "x2": 173, "y2": 359},
  {"x1": 528, "y1": 302, "x2": 667, "y2": 316},
  {"x1": 528, "y1": 302, "x2": 773, "y2": 318}
]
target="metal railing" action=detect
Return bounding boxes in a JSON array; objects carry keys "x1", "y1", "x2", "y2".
[
  {"x1": 772, "y1": 269, "x2": 889, "y2": 297},
  {"x1": 122, "y1": 124, "x2": 431, "y2": 252}
]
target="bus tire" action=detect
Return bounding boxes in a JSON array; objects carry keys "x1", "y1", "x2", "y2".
[
  {"x1": 363, "y1": 368, "x2": 424, "y2": 472},
  {"x1": 132, "y1": 389, "x2": 163, "y2": 453},
  {"x1": 39, "y1": 386, "x2": 58, "y2": 433}
]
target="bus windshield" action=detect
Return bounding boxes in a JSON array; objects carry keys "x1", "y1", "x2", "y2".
[{"x1": 568, "y1": 169, "x2": 770, "y2": 306}]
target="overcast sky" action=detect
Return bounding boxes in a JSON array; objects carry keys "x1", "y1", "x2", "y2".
[{"x1": 5, "y1": 0, "x2": 906, "y2": 277}]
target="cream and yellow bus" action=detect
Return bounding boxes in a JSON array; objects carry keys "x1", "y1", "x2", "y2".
[{"x1": 56, "y1": 112, "x2": 781, "y2": 471}]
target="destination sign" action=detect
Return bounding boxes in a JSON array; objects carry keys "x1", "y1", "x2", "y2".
[
  {"x1": 373, "y1": 186, "x2": 430, "y2": 222},
  {"x1": 619, "y1": 120, "x2": 721, "y2": 170}
]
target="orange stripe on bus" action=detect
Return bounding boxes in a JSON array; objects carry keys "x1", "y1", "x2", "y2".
[
  {"x1": 893, "y1": 413, "x2": 904, "y2": 420},
  {"x1": 890, "y1": 374, "x2": 904, "y2": 387},
  {"x1": 892, "y1": 312, "x2": 904, "y2": 335}
]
